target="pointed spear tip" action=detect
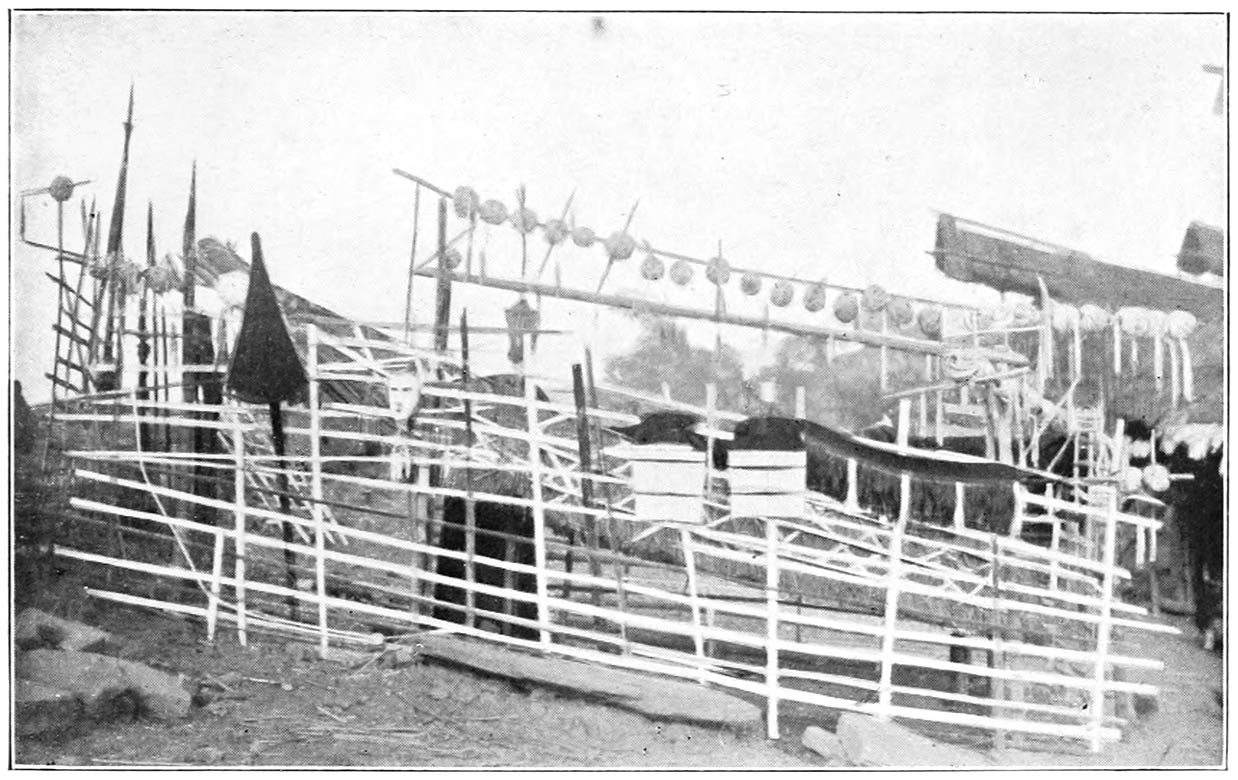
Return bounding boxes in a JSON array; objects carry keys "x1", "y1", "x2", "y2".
[{"x1": 125, "y1": 83, "x2": 134, "y2": 124}]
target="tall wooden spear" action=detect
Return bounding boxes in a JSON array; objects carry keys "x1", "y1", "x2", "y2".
[
  {"x1": 99, "y1": 85, "x2": 135, "y2": 389},
  {"x1": 180, "y1": 162, "x2": 220, "y2": 524},
  {"x1": 137, "y1": 201, "x2": 154, "y2": 452},
  {"x1": 225, "y1": 233, "x2": 309, "y2": 621}
]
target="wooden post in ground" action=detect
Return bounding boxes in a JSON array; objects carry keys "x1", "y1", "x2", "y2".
[
  {"x1": 1090, "y1": 488, "x2": 1119, "y2": 753},
  {"x1": 584, "y1": 348, "x2": 630, "y2": 653},
  {"x1": 876, "y1": 514, "x2": 906, "y2": 722},
  {"x1": 765, "y1": 516, "x2": 781, "y2": 739},
  {"x1": 206, "y1": 511, "x2": 225, "y2": 642},
  {"x1": 953, "y1": 482, "x2": 966, "y2": 529},
  {"x1": 845, "y1": 459, "x2": 859, "y2": 511},
  {"x1": 524, "y1": 349, "x2": 551, "y2": 648},
  {"x1": 897, "y1": 398, "x2": 912, "y2": 523},
  {"x1": 704, "y1": 383, "x2": 717, "y2": 517},
  {"x1": 461, "y1": 311, "x2": 477, "y2": 628},
  {"x1": 572, "y1": 363, "x2": 603, "y2": 622},
  {"x1": 307, "y1": 324, "x2": 329, "y2": 657},
  {"x1": 232, "y1": 412, "x2": 248, "y2": 646},
  {"x1": 681, "y1": 527, "x2": 707, "y2": 684}
]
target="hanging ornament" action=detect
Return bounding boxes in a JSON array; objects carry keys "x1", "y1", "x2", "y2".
[
  {"x1": 89, "y1": 253, "x2": 117, "y2": 280},
  {"x1": 803, "y1": 284, "x2": 827, "y2": 313},
  {"x1": 572, "y1": 226, "x2": 596, "y2": 248},
  {"x1": 1120, "y1": 466, "x2": 1144, "y2": 493},
  {"x1": 833, "y1": 292, "x2": 859, "y2": 324},
  {"x1": 145, "y1": 262, "x2": 177, "y2": 294},
  {"x1": 861, "y1": 284, "x2": 889, "y2": 312},
  {"x1": 1166, "y1": 310, "x2": 1198, "y2": 339},
  {"x1": 478, "y1": 199, "x2": 508, "y2": 225},
  {"x1": 1145, "y1": 310, "x2": 1168, "y2": 339},
  {"x1": 118, "y1": 260, "x2": 143, "y2": 290},
  {"x1": 49, "y1": 175, "x2": 76, "y2": 203},
  {"x1": 543, "y1": 218, "x2": 569, "y2": 246},
  {"x1": 887, "y1": 296, "x2": 914, "y2": 327},
  {"x1": 441, "y1": 247, "x2": 464, "y2": 270},
  {"x1": 216, "y1": 270, "x2": 250, "y2": 309},
  {"x1": 453, "y1": 186, "x2": 480, "y2": 219},
  {"x1": 1011, "y1": 301, "x2": 1040, "y2": 327},
  {"x1": 1180, "y1": 335, "x2": 1195, "y2": 403},
  {"x1": 1079, "y1": 304, "x2": 1110, "y2": 333},
  {"x1": 1118, "y1": 306, "x2": 1150, "y2": 337},
  {"x1": 705, "y1": 256, "x2": 731, "y2": 286},
  {"x1": 1141, "y1": 463, "x2": 1171, "y2": 493},
  {"x1": 669, "y1": 259, "x2": 693, "y2": 285},
  {"x1": 511, "y1": 206, "x2": 539, "y2": 234},
  {"x1": 770, "y1": 280, "x2": 794, "y2": 307},
  {"x1": 740, "y1": 272, "x2": 762, "y2": 296},
  {"x1": 640, "y1": 254, "x2": 665, "y2": 281},
  {"x1": 1050, "y1": 302, "x2": 1080, "y2": 333},
  {"x1": 916, "y1": 305, "x2": 942, "y2": 338},
  {"x1": 604, "y1": 231, "x2": 636, "y2": 261}
]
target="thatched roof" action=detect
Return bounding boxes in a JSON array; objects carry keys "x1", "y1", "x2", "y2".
[{"x1": 934, "y1": 214, "x2": 1223, "y2": 322}]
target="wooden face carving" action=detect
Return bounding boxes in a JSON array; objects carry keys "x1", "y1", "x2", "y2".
[{"x1": 386, "y1": 370, "x2": 422, "y2": 420}]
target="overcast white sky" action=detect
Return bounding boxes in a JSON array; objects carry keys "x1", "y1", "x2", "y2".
[{"x1": 10, "y1": 11, "x2": 1226, "y2": 401}]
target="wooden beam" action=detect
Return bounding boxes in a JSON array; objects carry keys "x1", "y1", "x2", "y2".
[{"x1": 416, "y1": 268, "x2": 1027, "y2": 364}]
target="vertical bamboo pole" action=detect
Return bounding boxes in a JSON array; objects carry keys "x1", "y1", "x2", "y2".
[
  {"x1": 704, "y1": 383, "x2": 717, "y2": 516},
  {"x1": 920, "y1": 355, "x2": 930, "y2": 436},
  {"x1": 307, "y1": 324, "x2": 329, "y2": 657},
  {"x1": 1009, "y1": 482, "x2": 1025, "y2": 540},
  {"x1": 795, "y1": 386, "x2": 806, "y2": 419},
  {"x1": 680, "y1": 527, "x2": 707, "y2": 684},
  {"x1": 461, "y1": 311, "x2": 477, "y2": 627},
  {"x1": 953, "y1": 482, "x2": 965, "y2": 529},
  {"x1": 1168, "y1": 338, "x2": 1180, "y2": 408},
  {"x1": 935, "y1": 386, "x2": 945, "y2": 446},
  {"x1": 1090, "y1": 488, "x2": 1119, "y2": 753},
  {"x1": 206, "y1": 519, "x2": 225, "y2": 641},
  {"x1": 845, "y1": 459, "x2": 859, "y2": 511},
  {"x1": 897, "y1": 399, "x2": 912, "y2": 523},
  {"x1": 524, "y1": 353, "x2": 551, "y2": 649},
  {"x1": 232, "y1": 413, "x2": 248, "y2": 646},
  {"x1": 1047, "y1": 483, "x2": 1060, "y2": 592},
  {"x1": 413, "y1": 458, "x2": 430, "y2": 622},
  {"x1": 765, "y1": 516, "x2": 781, "y2": 739},
  {"x1": 585, "y1": 348, "x2": 629, "y2": 652},
  {"x1": 876, "y1": 514, "x2": 906, "y2": 721},
  {"x1": 571, "y1": 363, "x2": 602, "y2": 621},
  {"x1": 403, "y1": 184, "x2": 421, "y2": 342},
  {"x1": 879, "y1": 312, "x2": 889, "y2": 393}
]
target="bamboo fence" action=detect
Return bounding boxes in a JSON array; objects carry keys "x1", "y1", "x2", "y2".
[{"x1": 53, "y1": 324, "x2": 1177, "y2": 754}]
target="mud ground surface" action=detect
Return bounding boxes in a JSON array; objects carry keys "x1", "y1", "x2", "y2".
[{"x1": 13, "y1": 597, "x2": 1224, "y2": 769}]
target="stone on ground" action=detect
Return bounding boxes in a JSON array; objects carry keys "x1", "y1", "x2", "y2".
[
  {"x1": 15, "y1": 608, "x2": 112, "y2": 652},
  {"x1": 16, "y1": 649, "x2": 192, "y2": 721},
  {"x1": 802, "y1": 725, "x2": 847, "y2": 761},
  {"x1": 836, "y1": 713, "x2": 993, "y2": 768},
  {"x1": 15, "y1": 680, "x2": 84, "y2": 738}
]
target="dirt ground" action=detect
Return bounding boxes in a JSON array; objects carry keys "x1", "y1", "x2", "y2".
[{"x1": 11, "y1": 592, "x2": 1225, "y2": 769}]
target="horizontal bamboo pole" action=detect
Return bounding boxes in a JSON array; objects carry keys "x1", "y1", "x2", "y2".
[
  {"x1": 415, "y1": 268, "x2": 1028, "y2": 364},
  {"x1": 1023, "y1": 490, "x2": 1162, "y2": 532},
  {"x1": 756, "y1": 518, "x2": 1148, "y2": 618},
  {"x1": 83, "y1": 587, "x2": 381, "y2": 646},
  {"x1": 688, "y1": 530, "x2": 1171, "y2": 636},
  {"x1": 69, "y1": 499, "x2": 1154, "y2": 731}
]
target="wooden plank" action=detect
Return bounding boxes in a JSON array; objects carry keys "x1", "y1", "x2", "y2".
[
  {"x1": 413, "y1": 634, "x2": 762, "y2": 729},
  {"x1": 416, "y1": 268, "x2": 1028, "y2": 364}
]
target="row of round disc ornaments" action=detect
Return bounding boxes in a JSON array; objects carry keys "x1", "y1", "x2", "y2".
[
  {"x1": 450, "y1": 187, "x2": 1203, "y2": 346},
  {"x1": 451, "y1": 187, "x2": 958, "y2": 338}
]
